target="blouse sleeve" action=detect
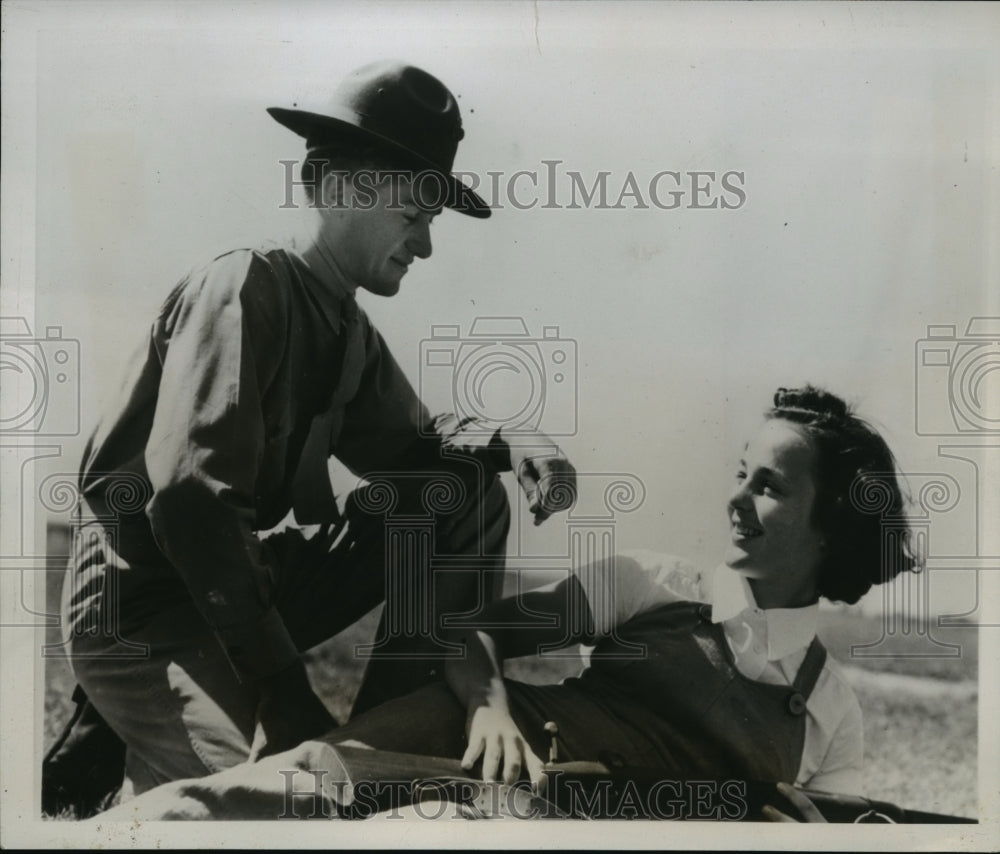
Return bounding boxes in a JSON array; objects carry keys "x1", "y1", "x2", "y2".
[
  {"x1": 573, "y1": 549, "x2": 705, "y2": 640},
  {"x1": 799, "y1": 690, "x2": 865, "y2": 795}
]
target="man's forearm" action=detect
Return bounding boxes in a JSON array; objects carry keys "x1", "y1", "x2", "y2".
[{"x1": 428, "y1": 413, "x2": 512, "y2": 473}]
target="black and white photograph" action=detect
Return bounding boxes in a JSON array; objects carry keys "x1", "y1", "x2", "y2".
[{"x1": 1, "y1": 1, "x2": 997, "y2": 849}]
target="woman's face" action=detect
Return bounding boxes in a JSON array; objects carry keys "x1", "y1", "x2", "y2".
[{"x1": 724, "y1": 419, "x2": 825, "y2": 606}]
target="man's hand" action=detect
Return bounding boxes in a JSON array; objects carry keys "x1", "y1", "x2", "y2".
[
  {"x1": 461, "y1": 704, "x2": 546, "y2": 792},
  {"x1": 500, "y1": 427, "x2": 577, "y2": 526},
  {"x1": 248, "y1": 661, "x2": 337, "y2": 762}
]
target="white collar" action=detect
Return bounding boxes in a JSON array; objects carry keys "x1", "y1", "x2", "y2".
[{"x1": 710, "y1": 565, "x2": 819, "y2": 661}]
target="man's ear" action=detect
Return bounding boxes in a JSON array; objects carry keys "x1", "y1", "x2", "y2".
[{"x1": 318, "y1": 169, "x2": 350, "y2": 211}]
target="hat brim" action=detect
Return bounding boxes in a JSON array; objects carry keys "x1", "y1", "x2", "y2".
[{"x1": 267, "y1": 107, "x2": 491, "y2": 219}]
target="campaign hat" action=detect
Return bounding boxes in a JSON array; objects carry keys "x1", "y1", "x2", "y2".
[{"x1": 268, "y1": 61, "x2": 489, "y2": 217}]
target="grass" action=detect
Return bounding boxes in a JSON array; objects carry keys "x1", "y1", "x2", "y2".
[{"x1": 43, "y1": 543, "x2": 978, "y2": 820}]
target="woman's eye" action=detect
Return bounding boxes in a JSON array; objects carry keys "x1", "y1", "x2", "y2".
[{"x1": 735, "y1": 471, "x2": 747, "y2": 482}]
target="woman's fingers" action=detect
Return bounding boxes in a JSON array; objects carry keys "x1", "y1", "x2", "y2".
[
  {"x1": 763, "y1": 783, "x2": 828, "y2": 823},
  {"x1": 776, "y1": 782, "x2": 827, "y2": 823},
  {"x1": 501, "y1": 739, "x2": 522, "y2": 785},
  {"x1": 460, "y1": 735, "x2": 484, "y2": 771},
  {"x1": 465, "y1": 706, "x2": 545, "y2": 789},
  {"x1": 762, "y1": 804, "x2": 797, "y2": 822},
  {"x1": 481, "y1": 738, "x2": 503, "y2": 782},
  {"x1": 523, "y1": 747, "x2": 547, "y2": 796}
]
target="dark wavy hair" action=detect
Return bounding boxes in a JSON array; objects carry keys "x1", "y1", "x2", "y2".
[{"x1": 767, "y1": 385, "x2": 920, "y2": 604}]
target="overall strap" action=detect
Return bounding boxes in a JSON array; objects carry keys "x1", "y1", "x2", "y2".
[{"x1": 791, "y1": 637, "x2": 828, "y2": 700}]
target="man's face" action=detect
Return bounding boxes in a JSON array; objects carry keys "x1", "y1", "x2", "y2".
[{"x1": 317, "y1": 171, "x2": 441, "y2": 297}]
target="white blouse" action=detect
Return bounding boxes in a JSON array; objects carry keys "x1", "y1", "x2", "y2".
[{"x1": 573, "y1": 549, "x2": 864, "y2": 794}]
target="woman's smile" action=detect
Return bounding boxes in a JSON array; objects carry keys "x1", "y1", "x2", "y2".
[
  {"x1": 731, "y1": 519, "x2": 763, "y2": 541},
  {"x1": 724, "y1": 419, "x2": 824, "y2": 608}
]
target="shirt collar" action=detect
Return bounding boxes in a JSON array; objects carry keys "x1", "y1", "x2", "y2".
[
  {"x1": 710, "y1": 565, "x2": 819, "y2": 661},
  {"x1": 282, "y1": 241, "x2": 358, "y2": 334}
]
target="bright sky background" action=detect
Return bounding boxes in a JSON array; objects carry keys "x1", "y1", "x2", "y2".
[
  {"x1": 5, "y1": 1, "x2": 999, "y2": 624},
  {"x1": 3, "y1": 3, "x2": 1000, "y2": 847}
]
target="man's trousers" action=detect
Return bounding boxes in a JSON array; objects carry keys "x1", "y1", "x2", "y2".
[{"x1": 62, "y1": 461, "x2": 510, "y2": 796}]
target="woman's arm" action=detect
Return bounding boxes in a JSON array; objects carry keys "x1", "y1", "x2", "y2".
[
  {"x1": 801, "y1": 695, "x2": 864, "y2": 795},
  {"x1": 445, "y1": 576, "x2": 592, "y2": 788}
]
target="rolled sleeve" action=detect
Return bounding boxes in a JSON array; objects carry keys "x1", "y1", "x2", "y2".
[
  {"x1": 431, "y1": 414, "x2": 512, "y2": 473},
  {"x1": 800, "y1": 690, "x2": 864, "y2": 795},
  {"x1": 333, "y1": 319, "x2": 505, "y2": 477},
  {"x1": 144, "y1": 251, "x2": 298, "y2": 682},
  {"x1": 574, "y1": 551, "x2": 703, "y2": 640}
]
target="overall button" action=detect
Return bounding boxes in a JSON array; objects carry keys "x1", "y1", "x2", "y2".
[
  {"x1": 787, "y1": 692, "x2": 807, "y2": 715},
  {"x1": 697, "y1": 604, "x2": 713, "y2": 622}
]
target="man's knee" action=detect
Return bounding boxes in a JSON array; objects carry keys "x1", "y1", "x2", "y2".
[
  {"x1": 481, "y1": 473, "x2": 511, "y2": 520},
  {"x1": 348, "y1": 465, "x2": 510, "y2": 543},
  {"x1": 438, "y1": 472, "x2": 510, "y2": 556},
  {"x1": 68, "y1": 619, "x2": 257, "y2": 786}
]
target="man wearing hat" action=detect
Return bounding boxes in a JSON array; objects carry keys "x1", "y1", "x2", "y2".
[{"x1": 46, "y1": 61, "x2": 577, "y2": 806}]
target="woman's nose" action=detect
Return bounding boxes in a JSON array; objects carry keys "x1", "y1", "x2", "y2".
[{"x1": 727, "y1": 480, "x2": 750, "y2": 512}]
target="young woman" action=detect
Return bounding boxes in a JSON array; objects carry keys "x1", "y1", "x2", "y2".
[
  {"x1": 332, "y1": 384, "x2": 918, "y2": 797},
  {"x1": 95, "y1": 384, "x2": 918, "y2": 819}
]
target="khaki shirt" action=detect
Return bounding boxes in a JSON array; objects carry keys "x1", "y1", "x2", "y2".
[{"x1": 77, "y1": 246, "x2": 501, "y2": 680}]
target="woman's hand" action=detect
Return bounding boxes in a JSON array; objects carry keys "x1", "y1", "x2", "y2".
[
  {"x1": 461, "y1": 704, "x2": 546, "y2": 790},
  {"x1": 762, "y1": 781, "x2": 828, "y2": 823}
]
